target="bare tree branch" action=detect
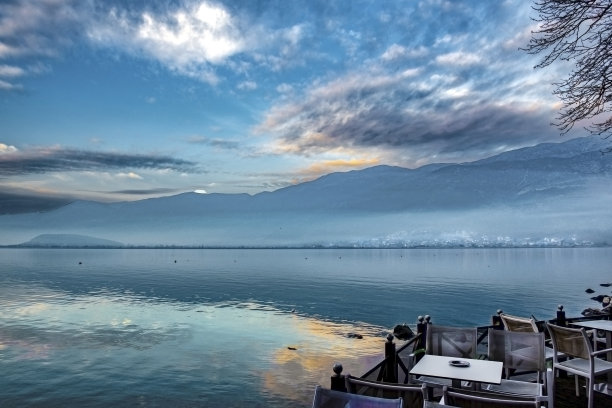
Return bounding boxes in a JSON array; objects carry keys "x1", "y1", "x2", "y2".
[{"x1": 523, "y1": 0, "x2": 612, "y2": 136}]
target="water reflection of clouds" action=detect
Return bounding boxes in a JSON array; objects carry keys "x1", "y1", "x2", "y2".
[
  {"x1": 1, "y1": 284, "x2": 389, "y2": 406},
  {"x1": 261, "y1": 314, "x2": 386, "y2": 403},
  {"x1": 14, "y1": 302, "x2": 50, "y2": 316}
]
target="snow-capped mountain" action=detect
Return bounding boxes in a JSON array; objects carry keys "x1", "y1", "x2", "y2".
[{"x1": 2, "y1": 136, "x2": 612, "y2": 248}]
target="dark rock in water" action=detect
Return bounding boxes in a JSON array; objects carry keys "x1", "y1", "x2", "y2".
[
  {"x1": 600, "y1": 283, "x2": 612, "y2": 287},
  {"x1": 585, "y1": 288, "x2": 595, "y2": 293},
  {"x1": 393, "y1": 324, "x2": 415, "y2": 341},
  {"x1": 582, "y1": 307, "x2": 603, "y2": 317},
  {"x1": 591, "y1": 295, "x2": 607, "y2": 302},
  {"x1": 287, "y1": 346, "x2": 297, "y2": 350},
  {"x1": 347, "y1": 333, "x2": 363, "y2": 339}
]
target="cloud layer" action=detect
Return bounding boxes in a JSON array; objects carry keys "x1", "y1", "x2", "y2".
[
  {"x1": 0, "y1": 146, "x2": 199, "y2": 176},
  {"x1": 0, "y1": 0, "x2": 584, "y2": 199},
  {"x1": 255, "y1": 0, "x2": 564, "y2": 165}
]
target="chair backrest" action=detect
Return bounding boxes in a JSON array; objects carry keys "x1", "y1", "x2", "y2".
[
  {"x1": 443, "y1": 386, "x2": 542, "y2": 407},
  {"x1": 345, "y1": 375, "x2": 425, "y2": 408},
  {"x1": 312, "y1": 385, "x2": 403, "y2": 408},
  {"x1": 487, "y1": 328, "x2": 546, "y2": 372},
  {"x1": 425, "y1": 325, "x2": 477, "y2": 359},
  {"x1": 545, "y1": 322, "x2": 592, "y2": 360},
  {"x1": 499, "y1": 313, "x2": 538, "y2": 333}
]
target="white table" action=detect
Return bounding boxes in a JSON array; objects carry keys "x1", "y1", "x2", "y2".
[
  {"x1": 409, "y1": 355, "x2": 503, "y2": 388},
  {"x1": 572, "y1": 319, "x2": 612, "y2": 395}
]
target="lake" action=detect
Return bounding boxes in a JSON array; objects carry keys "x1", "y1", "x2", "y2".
[{"x1": 0, "y1": 247, "x2": 610, "y2": 407}]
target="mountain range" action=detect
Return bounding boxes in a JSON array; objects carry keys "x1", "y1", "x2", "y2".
[{"x1": 2, "y1": 136, "x2": 612, "y2": 248}]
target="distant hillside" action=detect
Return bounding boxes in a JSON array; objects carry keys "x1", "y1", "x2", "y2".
[
  {"x1": 18, "y1": 234, "x2": 124, "y2": 248},
  {"x1": 1, "y1": 136, "x2": 611, "y2": 248}
]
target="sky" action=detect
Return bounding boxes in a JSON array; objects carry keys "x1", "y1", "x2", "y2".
[{"x1": 0, "y1": 0, "x2": 585, "y2": 203}]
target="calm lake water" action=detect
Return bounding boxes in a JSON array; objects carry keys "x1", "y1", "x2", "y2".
[{"x1": 1, "y1": 247, "x2": 610, "y2": 407}]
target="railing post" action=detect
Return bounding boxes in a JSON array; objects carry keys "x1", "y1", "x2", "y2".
[
  {"x1": 556, "y1": 305, "x2": 566, "y2": 327},
  {"x1": 383, "y1": 334, "x2": 397, "y2": 383},
  {"x1": 554, "y1": 305, "x2": 568, "y2": 378},
  {"x1": 330, "y1": 363, "x2": 346, "y2": 392},
  {"x1": 492, "y1": 309, "x2": 504, "y2": 329},
  {"x1": 416, "y1": 315, "x2": 427, "y2": 351}
]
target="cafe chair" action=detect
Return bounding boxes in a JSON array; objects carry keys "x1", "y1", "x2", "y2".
[
  {"x1": 426, "y1": 325, "x2": 478, "y2": 359},
  {"x1": 345, "y1": 374, "x2": 428, "y2": 408},
  {"x1": 499, "y1": 313, "x2": 561, "y2": 363},
  {"x1": 415, "y1": 325, "x2": 478, "y2": 389},
  {"x1": 499, "y1": 313, "x2": 539, "y2": 333},
  {"x1": 545, "y1": 322, "x2": 612, "y2": 408},
  {"x1": 485, "y1": 329, "x2": 553, "y2": 407},
  {"x1": 312, "y1": 385, "x2": 403, "y2": 408},
  {"x1": 442, "y1": 386, "x2": 545, "y2": 407}
]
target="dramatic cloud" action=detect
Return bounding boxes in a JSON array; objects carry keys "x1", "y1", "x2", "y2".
[
  {"x1": 0, "y1": 147, "x2": 200, "y2": 176},
  {"x1": 86, "y1": 1, "x2": 245, "y2": 84},
  {"x1": 259, "y1": 66, "x2": 559, "y2": 164},
  {"x1": 255, "y1": 0, "x2": 566, "y2": 166},
  {"x1": 0, "y1": 1, "x2": 309, "y2": 88},
  {"x1": 85, "y1": 1, "x2": 307, "y2": 84}
]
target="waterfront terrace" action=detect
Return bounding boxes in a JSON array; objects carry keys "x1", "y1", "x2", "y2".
[{"x1": 321, "y1": 307, "x2": 612, "y2": 408}]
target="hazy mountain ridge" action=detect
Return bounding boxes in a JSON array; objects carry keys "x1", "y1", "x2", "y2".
[
  {"x1": 19, "y1": 234, "x2": 124, "y2": 248},
  {"x1": 1, "y1": 136, "x2": 611, "y2": 247}
]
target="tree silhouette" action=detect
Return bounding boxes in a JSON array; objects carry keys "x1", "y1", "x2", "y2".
[{"x1": 524, "y1": 0, "x2": 612, "y2": 137}]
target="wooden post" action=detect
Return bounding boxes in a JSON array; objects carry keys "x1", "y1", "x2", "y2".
[
  {"x1": 330, "y1": 363, "x2": 346, "y2": 392},
  {"x1": 383, "y1": 334, "x2": 397, "y2": 383},
  {"x1": 424, "y1": 314, "x2": 431, "y2": 344},
  {"x1": 416, "y1": 315, "x2": 427, "y2": 351},
  {"x1": 492, "y1": 309, "x2": 504, "y2": 329},
  {"x1": 555, "y1": 305, "x2": 568, "y2": 378},
  {"x1": 556, "y1": 305, "x2": 566, "y2": 327},
  {"x1": 414, "y1": 315, "x2": 430, "y2": 365}
]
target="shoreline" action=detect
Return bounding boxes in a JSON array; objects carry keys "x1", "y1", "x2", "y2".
[{"x1": 1, "y1": 244, "x2": 611, "y2": 249}]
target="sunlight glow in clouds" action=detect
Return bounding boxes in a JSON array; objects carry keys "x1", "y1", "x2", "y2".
[
  {"x1": 117, "y1": 172, "x2": 143, "y2": 180},
  {"x1": 300, "y1": 158, "x2": 381, "y2": 178},
  {"x1": 0, "y1": 143, "x2": 17, "y2": 154}
]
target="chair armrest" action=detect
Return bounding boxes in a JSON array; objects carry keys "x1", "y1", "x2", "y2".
[{"x1": 592, "y1": 347, "x2": 612, "y2": 357}]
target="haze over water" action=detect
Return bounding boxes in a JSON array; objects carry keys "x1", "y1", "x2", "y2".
[{"x1": 1, "y1": 247, "x2": 609, "y2": 407}]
